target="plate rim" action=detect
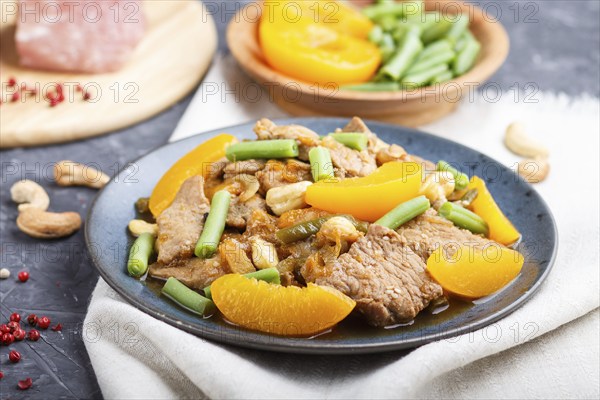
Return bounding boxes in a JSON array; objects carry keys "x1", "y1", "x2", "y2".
[{"x1": 85, "y1": 117, "x2": 558, "y2": 355}]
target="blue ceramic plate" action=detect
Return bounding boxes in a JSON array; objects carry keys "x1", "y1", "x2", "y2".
[{"x1": 86, "y1": 118, "x2": 557, "y2": 354}]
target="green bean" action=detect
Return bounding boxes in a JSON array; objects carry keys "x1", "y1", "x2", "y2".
[
  {"x1": 127, "y1": 232, "x2": 155, "y2": 277},
  {"x1": 405, "y1": 48, "x2": 455, "y2": 75},
  {"x1": 453, "y1": 37, "x2": 480, "y2": 75},
  {"x1": 203, "y1": 268, "x2": 281, "y2": 300},
  {"x1": 400, "y1": 1, "x2": 424, "y2": 18},
  {"x1": 345, "y1": 215, "x2": 370, "y2": 234},
  {"x1": 194, "y1": 190, "x2": 230, "y2": 258},
  {"x1": 380, "y1": 26, "x2": 423, "y2": 80},
  {"x1": 437, "y1": 160, "x2": 469, "y2": 190},
  {"x1": 374, "y1": 195, "x2": 430, "y2": 230},
  {"x1": 392, "y1": 19, "x2": 429, "y2": 42},
  {"x1": 454, "y1": 30, "x2": 475, "y2": 52},
  {"x1": 373, "y1": 70, "x2": 394, "y2": 83},
  {"x1": 308, "y1": 146, "x2": 334, "y2": 182},
  {"x1": 446, "y1": 14, "x2": 470, "y2": 43},
  {"x1": 276, "y1": 215, "x2": 368, "y2": 244},
  {"x1": 392, "y1": 25, "x2": 407, "y2": 43},
  {"x1": 421, "y1": 16, "x2": 453, "y2": 44},
  {"x1": 329, "y1": 133, "x2": 369, "y2": 151},
  {"x1": 414, "y1": 40, "x2": 452, "y2": 62},
  {"x1": 376, "y1": 14, "x2": 399, "y2": 32},
  {"x1": 363, "y1": 2, "x2": 412, "y2": 20},
  {"x1": 430, "y1": 70, "x2": 454, "y2": 84},
  {"x1": 225, "y1": 139, "x2": 298, "y2": 161},
  {"x1": 342, "y1": 82, "x2": 401, "y2": 91},
  {"x1": 379, "y1": 33, "x2": 396, "y2": 62},
  {"x1": 276, "y1": 217, "x2": 328, "y2": 244},
  {"x1": 438, "y1": 202, "x2": 488, "y2": 235},
  {"x1": 162, "y1": 277, "x2": 215, "y2": 316},
  {"x1": 401, "y1": 63, "x2": 449, "y2": 88},
  {"x1": 368, "y1": 25, "x2": 384, "y2": 44},
  {"x1": 403, "y1": 11, "x2": 440, "y2": 32}
]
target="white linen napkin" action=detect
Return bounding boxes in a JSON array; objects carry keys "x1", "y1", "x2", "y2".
[{"x1": 84, "y1": 55, "x2": 600, "y2": 399}]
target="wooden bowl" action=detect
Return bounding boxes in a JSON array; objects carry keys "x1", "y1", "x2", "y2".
[{"x1": 227, "y1": 1, "x2": 509, "y2": 126}]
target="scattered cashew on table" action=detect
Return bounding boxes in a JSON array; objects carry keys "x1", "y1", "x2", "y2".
[
  {"x1": 11, "y1": 161, "x2": 110, "y2": 239},
  {"x1": 54, "y1": 160, "x2": 110, "y2": 189},
  {"x1": 504, "y1": 122, "x2": 550, "y2": 183}
]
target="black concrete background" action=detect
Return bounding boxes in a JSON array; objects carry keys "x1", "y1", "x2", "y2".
[{"x1": 0, "y1": 1, "x2": 598, "y2": 398}]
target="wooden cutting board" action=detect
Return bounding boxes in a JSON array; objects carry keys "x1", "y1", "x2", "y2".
[{"x1": 0, "y1": 0, "x2": 217, "y2": 148}]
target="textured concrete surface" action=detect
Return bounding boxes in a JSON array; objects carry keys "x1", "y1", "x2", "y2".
[{"x1": 0, "y1": 1, "x2": 598, "y2": 398}]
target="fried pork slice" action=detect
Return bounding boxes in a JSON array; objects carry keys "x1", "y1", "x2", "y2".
[
  {"x1": 218, "y1": 237, "x2": 256, "y2": 274},
  {"x1": 149, "y1": 257, "x2": 226, "y2": 289},
  {"x1": 156, "y1": 176, "x2": 210, "y2": 265},
  {"x1": 255, "y1": 159, "x2": 313, "y2": 194},
  {"x1": 302, "y1": 224, "x2": 443, "y2": 327},
  {"x1": 226, "y1": 194, "x2": 267, "y2": 229},
  {"x1": 222, "y1": 159, "x2": 266, "y2": 180},
  {"x1": 396, "y1": 209, "x2": 491, "y2": 263},
  {"x1": 253, "y1": 118, "x2": 320, "y2": 160},
  {"x1": 340, "y1": 117, "x2": 433, "y2": 170},
  {"x1": 244, "y1": 209, "x2": 279, "y2": 243},
  {"x1": 340, "y1": 116, "x2": 388, "y2": 154},
  {"x1": 321, "y1": 136, "x2": 377, "y2": 177},
  {"x1": 150, "y1": 232, "x2": 257, "y2": 288}
]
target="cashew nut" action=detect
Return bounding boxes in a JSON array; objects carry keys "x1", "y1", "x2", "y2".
[
  {"x1": 317, "y1": 216, "x2": 361, "y2": 245},
  {"x1": 233, "y1": 174, "x2": 260, "y2": 202},
  {"x1": 517, "y1": 158, "x2": 550, "y2": 183},
  {"x1": 11, "y1": 180, "x2": 50, "y2": 212},
  {"x1": 266, "y1": 181, "x2": 312, "y2": 216},
  {"x1": 17, "y1": 208, "x2": 81, "y2": 239},
  {"x1": 0, "y1": 268, "x2": 10, "y2": 279},
  {"x1": 376, "y1": 144, "x2": 408, "y2": 166},
  {"x1": 250, "y1": 237, "x2": 279, "y2": 270},
  {"x1": 419, "y1": 171, "x2": 454, "y2": 203},
  {"x1": 504, "y1": 123, "x2": 549, "y2": 159},
  {"x1": 54, "y1": 160, "x2": 110, "y2": 189},
  {"x1": 128, "y1": 219, "x2": 158, "y2": 237},
  {"x1": 437, "y1": 171, "x2": 456, "y2": 197}
]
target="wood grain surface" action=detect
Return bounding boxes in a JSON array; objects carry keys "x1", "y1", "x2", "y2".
[{"x1": 0, "y1": 0, "x2": 217, "y2": 148}]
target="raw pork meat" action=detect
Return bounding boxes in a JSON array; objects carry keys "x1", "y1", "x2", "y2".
[{"x1": 16, "y1": 0, "x2": 145, "y2": 73}]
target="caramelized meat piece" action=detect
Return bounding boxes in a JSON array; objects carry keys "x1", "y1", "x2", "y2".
[
  {"x1": 302, "y1": 224, "x2": 443, "y2": 327},
  {"x1": 219, "y1": 238, "x2": 256, "y2": 274},
  {"x1": 254, "y1": 118, "x2": 320, "y2": 145},
  {"x1": 340, "y1": 116, "x2": 388, "y2": 154},
  {"x1": 244, "y1": 209, "x2": 279, "y2": 243},
  {"x1": 205, "y1": 157, "x2": 229, "y2": 180},
  {"x1": 226, "y1": 195, "x2": 267, "y2": 229},
  {"x1": 256, "y1": 159, "x2": 312, "y2": 194},
  {"x1": 156, "y1": 176, "x2": 210, "y2": 265},
  {"x1": 149, "y1": 257, "x2": 226, "y2": 289},
  {"x1": 254, "y1": 118, "x2": 320, "y2": 160},
  {"x1": 321, "y1": 136, "x2": 377, "y2": 177},
  {"x1": 223, "y1": 159, "x2": 266, "y2": 180},
  {"x1": 396, "y1": 209, "x2": 491, "y2": 262}
]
